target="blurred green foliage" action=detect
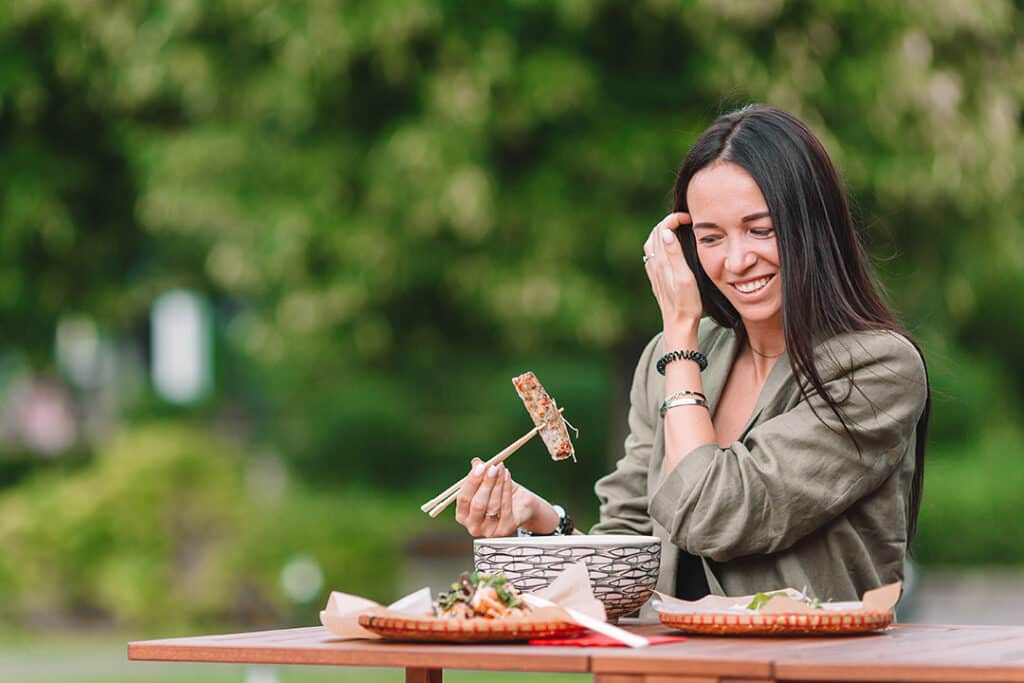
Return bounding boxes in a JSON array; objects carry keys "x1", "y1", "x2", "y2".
[
  {"x1": 917, "y1": 428, "x2": 1024, "y2": 565},
  {"x1": 0, "y1": 0, "x2": 1022, "y2": 630},
  {"x1": 0, "y1": 423, "x2": 422, "y2": 630}
]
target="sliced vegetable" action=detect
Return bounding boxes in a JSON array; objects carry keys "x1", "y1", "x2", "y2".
[{"x1": 433, "y1": 571, "x2": 530, "y2": 619}]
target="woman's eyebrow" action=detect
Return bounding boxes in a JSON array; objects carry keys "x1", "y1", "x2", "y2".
[{"x1": 692, "y1": 211, "x2": 772, "y2": 230}]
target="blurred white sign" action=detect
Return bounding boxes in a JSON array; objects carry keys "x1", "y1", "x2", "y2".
[{"x1": 151, "y1": 290, "x2": 212, "y2": 404}]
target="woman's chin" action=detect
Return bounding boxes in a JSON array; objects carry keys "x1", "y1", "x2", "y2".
[{"x1": 731, "y1": 301, "x2": 782, "y2": 326}]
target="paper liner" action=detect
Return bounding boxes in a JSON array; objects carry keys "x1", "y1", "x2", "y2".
[{"x1": 319, "y1": 587, "x2": 433, "y2": 640}]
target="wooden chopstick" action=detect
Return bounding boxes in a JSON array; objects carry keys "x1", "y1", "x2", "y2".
[
  {"x1": 421, "y1": 408, "x2": 564, "y2": 517},
  {"x1": 423, "y1": 427, "x2": 538, "y2": 517}
]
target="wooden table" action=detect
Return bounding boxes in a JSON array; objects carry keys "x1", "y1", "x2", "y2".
[{"x1": 129, "y1": 623, "x2": 1024, "y2": 683}]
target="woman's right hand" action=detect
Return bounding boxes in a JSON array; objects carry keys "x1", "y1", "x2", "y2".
[
  {"x1": 643, "y1": 211, "x2": 702, "y2": 334},
  {"x1": 454, "y1": 459, "x2": 559, "y2": 538}
]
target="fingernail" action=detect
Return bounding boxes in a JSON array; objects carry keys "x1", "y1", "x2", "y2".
[
  {"x1": 474, "y1": 464, "x2": 485, "y2": 476},
  {"x1": 487, "y1": 465, "x2": 498, "y2": 477},
  {"x1": 661, "y1": 229, "x2": 674, "y2": 244}
]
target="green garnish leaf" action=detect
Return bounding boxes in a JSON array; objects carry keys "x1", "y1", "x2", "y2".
[
  {"x1": 432, "y1": 570, "x2": 525, "y2": 617},
  {"x1": 747, "y1": 589, "x2": 823, "y2": 611},
  {"x1": 746, "y1": 591, "x2": 789, "y2": 610}
]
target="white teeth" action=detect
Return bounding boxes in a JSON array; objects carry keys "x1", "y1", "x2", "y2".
[{"x1": 735, "y1": 276, "x2": 771, "y2": 294}]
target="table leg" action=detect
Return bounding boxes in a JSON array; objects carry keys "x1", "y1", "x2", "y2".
[{"x1": 406, "y1": 667, "x2": 442, "y2": 683}]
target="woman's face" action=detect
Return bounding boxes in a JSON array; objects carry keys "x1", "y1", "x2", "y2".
[{"x1": 687, "y1": 161, "x2": 782, "y2": 327}]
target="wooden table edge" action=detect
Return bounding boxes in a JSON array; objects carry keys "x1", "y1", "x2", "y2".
[
  {"x1": 127, "y1": 640, "x2": 592, "y2": 673},
  {"x1": 589, "y1": 653, "x2": 773, "y2": 679},
  {"x1": 773, "y1": 661, "x2": 1024, "y2": 683}
]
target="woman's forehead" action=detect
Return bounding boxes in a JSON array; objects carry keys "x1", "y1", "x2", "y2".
[{"x1": 687, "y1": 162, "x2": 769, "y2": 222}]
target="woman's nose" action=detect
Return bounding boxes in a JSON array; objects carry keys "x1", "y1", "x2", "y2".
[{"x1": 725, "y1": 243, "x2": 757, "y2": 272}]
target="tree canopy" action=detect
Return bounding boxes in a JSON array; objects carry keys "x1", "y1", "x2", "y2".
[{"x1": 1, "y1": 0, "x2": 1022, "y2": 559}]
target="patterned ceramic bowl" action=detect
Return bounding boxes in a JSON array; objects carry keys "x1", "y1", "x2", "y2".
[{"x1": 473, "y1": 534, "x2": 661, "y2": 621}]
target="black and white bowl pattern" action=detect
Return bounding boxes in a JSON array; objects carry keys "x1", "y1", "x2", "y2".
[{"x1": 473, "y1": 535, "x2": 661, "y2": 620}]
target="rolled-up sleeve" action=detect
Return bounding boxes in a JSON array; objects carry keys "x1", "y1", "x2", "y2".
[
  {"x1": 649, "y1": 332, "x2": 928, "y2": 562},
  {"x1": 590, "y1": 335, "x2": 662, "y2": 536}
]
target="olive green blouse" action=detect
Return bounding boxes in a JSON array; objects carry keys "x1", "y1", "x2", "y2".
[{"x1": 590, "y1": 318, "x2": 928, "y2": 601}]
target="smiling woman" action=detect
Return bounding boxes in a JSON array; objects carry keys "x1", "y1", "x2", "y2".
[{"x1": 453, "y1": 105, "x2": 932, "y2": 608}]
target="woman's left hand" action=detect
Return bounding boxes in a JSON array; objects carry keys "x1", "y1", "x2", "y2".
[
  {"x1": 454, "y1": 459, "x2": 539, "y2": 538},
  {"x1": 643, "y1": 212, "x2": 702, "y2": 330}
]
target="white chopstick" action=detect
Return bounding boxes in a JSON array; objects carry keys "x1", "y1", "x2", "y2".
[
  {"x1": 420, "y1": 408, "x2": 564, "y2": 518},
  {"x1": 520, "y1": 594, "x2": 650, "y2": 648}
]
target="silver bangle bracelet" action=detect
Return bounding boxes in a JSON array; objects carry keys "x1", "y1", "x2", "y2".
[
  {"x1": 659, "y1": 396, "x2": 709, "y2": 417},
  {"x1": 664, "y1": 389, "x2": 707, "y2": 402}
]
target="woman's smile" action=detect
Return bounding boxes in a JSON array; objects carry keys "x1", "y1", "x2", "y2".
[{"x1": 731, "y1": 273, "x2": 776, "y2": 296}]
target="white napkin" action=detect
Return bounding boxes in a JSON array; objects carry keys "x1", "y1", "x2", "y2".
[{"x1": 533, "y1": 561, "x2": 606, "y2": 621}]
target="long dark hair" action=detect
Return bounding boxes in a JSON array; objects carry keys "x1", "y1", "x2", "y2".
[{"x1": 672, "y1": 105, "x2": 931, "y2": 543}]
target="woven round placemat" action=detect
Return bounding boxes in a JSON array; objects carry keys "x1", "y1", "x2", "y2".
[
  {"x1": 357, "y1": 614, "x2": 588, "y2": 643},
  {"x1": 658, "y1": 610, "x2": 894, "y2": 636}
]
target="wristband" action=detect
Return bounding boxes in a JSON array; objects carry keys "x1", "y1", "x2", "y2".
[{"x1": 517, "y1": 504, "x2": 574, "y2": 537}]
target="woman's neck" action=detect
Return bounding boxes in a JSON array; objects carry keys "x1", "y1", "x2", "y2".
[{"x1": 742, "y1": 317, "x2": 786, "y2": 382}]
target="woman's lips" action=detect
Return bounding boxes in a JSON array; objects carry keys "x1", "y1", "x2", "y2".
[{"x1": 730, "y1": 273, "x2": 775, "y2": 297}]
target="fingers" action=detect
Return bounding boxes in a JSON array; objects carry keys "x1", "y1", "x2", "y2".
[
  {"x1": 473, "y1": 465, "x2": 520, "y2": 538},
  {"x1": 645, "y1": 212, "x2": 687, "y2": 297},
  {"x1": 494, "y1": 468, "x2": 517, "y2": 537},
  {"x1": 452, "y1": 462, "x2": 530, "y2": 538},
  {"x1": 482, "y1": 466, "x2": 506, "y2": 530},
  {"x1": 652, "y1": 212, "x2": 691, "y2": 260},
  {"x1": 659, "y1": 213, "x2": 692, "y2": 279},
  {"x1": 645, "y1": 213, "x2": 690, "y2": 266},
  {"x1": 455, "y1": 458, "x2": 484, "y2": 526},
  {"x1": 464, "y1": 463, "x2": 501, "y2": 535}
]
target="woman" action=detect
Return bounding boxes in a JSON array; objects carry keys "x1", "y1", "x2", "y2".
[{"x1": 455, "y1": 104, "x2": 930, "y2": 602}]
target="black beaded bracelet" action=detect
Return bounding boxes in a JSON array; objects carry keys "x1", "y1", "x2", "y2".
[
  {"x1": 517, "y1": 505, "x2": 573, "y2": 537},
  {"x1": 656, "y1": 349, "x2": 708, "y2": 375}
]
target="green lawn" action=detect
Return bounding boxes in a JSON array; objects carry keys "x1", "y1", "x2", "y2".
[{"x1": 0, "y1": 633, "x2": 588, "y2": 683}]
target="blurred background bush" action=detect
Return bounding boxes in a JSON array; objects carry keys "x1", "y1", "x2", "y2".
[{"x1": 0, "y1": 0, "x2": 1022, "y2": 639}]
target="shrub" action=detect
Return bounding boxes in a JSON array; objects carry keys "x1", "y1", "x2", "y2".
[{"x1": 0, "y1": 422, "x2": 424, "y2": 632}]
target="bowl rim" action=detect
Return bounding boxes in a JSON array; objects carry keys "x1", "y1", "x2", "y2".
[{"x1": 473, "y1": 533, "x2": 660, "y2": 546}]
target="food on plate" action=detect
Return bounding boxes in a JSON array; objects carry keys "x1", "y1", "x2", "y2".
[
  {"x1": 512, "y1": 371, "x2": 575, "y2": 461},
  {"x1": 434, "y1": 572, "x2": 531, "y2": 619},
  {"x1": 746, "y1": 589, "x2": 822, "y2": 611}
]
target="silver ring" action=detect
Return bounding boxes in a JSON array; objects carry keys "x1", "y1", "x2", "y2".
[
  {"x1": 643, "y1": 254, "x2": 651, "y2": 264},
  {"x1": 485, "y1": 512, "x2": 500, "y2": 519}
]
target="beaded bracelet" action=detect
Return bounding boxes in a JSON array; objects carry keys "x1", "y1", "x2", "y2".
[
  {"x1": 517, "y1": 504, "x2": 574, "y2": 536},
  {"x1": 656, "y1": 349, "x2": 708, "y2": 375}
]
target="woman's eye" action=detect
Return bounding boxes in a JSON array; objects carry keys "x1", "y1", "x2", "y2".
[
  {"x1": 751, "y1": 228, "x2": 775, "y2": 237},
  {"x1": 697, "y1": 236, "x2": 719, "y2": 245}
]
